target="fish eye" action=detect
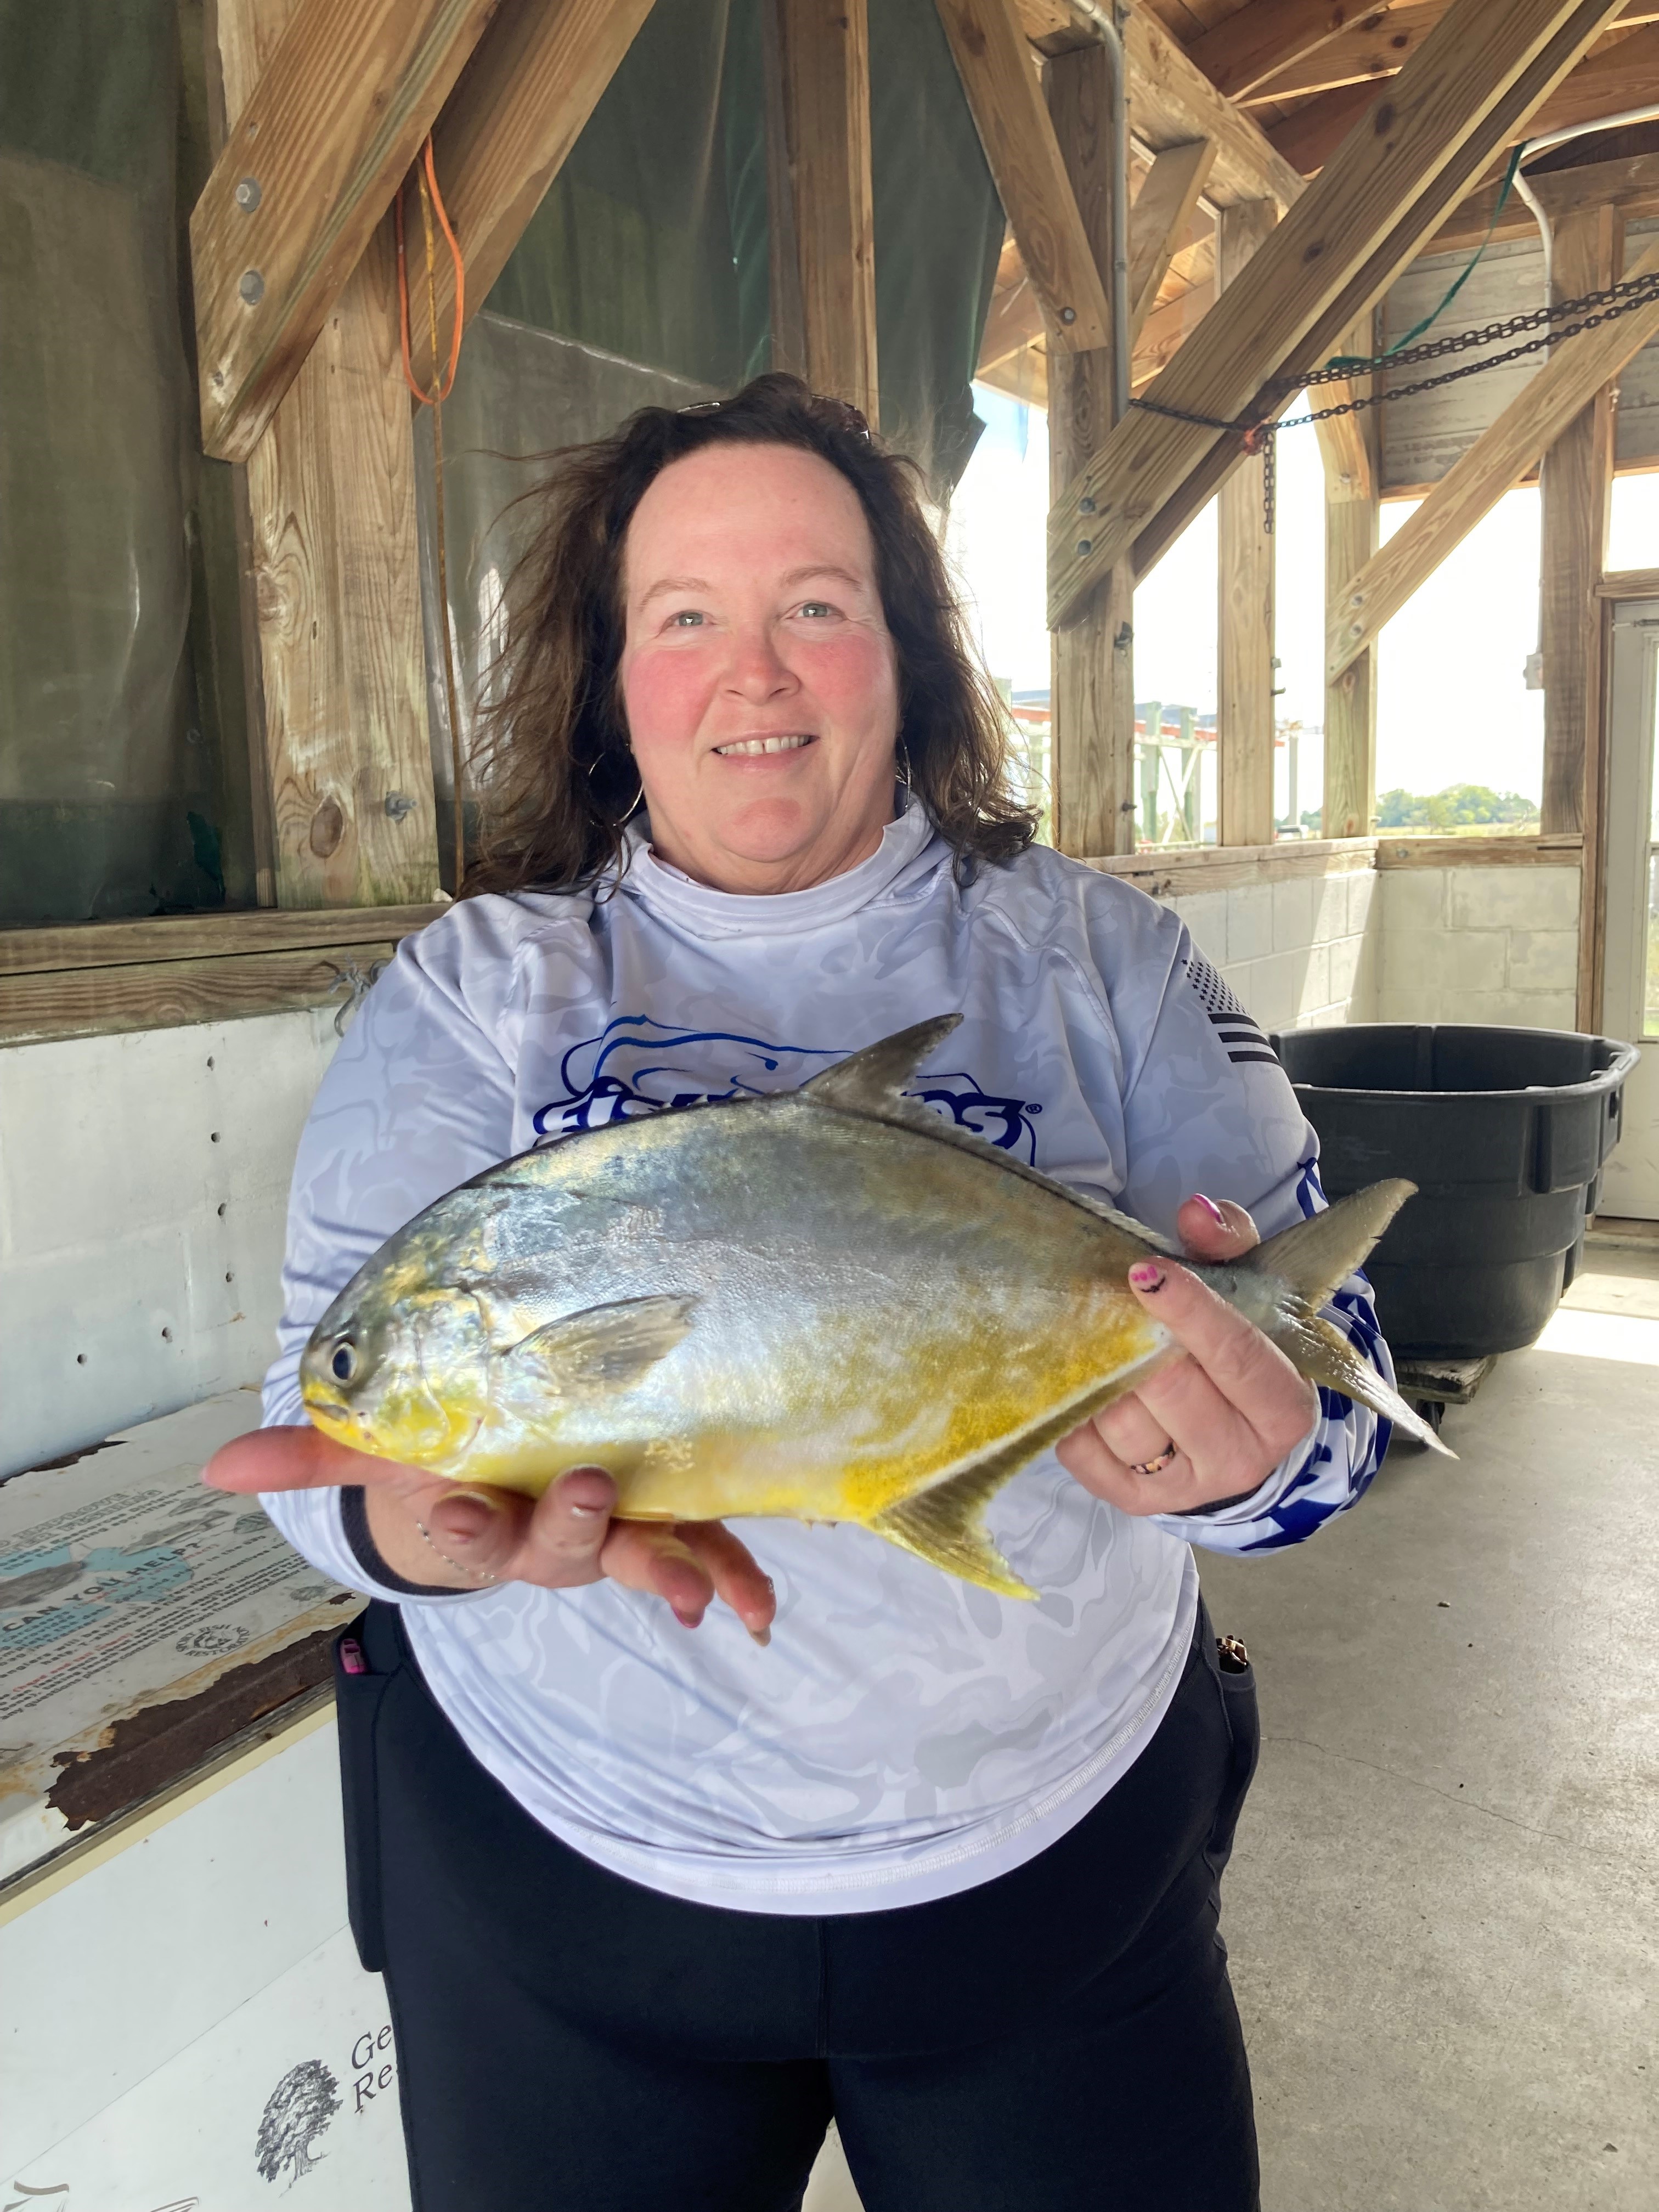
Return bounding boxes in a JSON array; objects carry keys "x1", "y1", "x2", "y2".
[{"x1": 331, "y1": 1341, "x2": 357, "y2": 1383}]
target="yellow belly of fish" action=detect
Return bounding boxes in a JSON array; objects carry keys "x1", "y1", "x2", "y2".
[{"x1": 430, "y1": 1278, "x2": 1161, "y2": 1529}]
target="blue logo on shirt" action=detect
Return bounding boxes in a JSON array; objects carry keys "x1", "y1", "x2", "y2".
[{"x1": 531, "y1": 1016, "x2": 1041, "y2": 1159}]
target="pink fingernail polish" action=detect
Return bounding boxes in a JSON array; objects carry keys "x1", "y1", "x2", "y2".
[
  {"x1": 1194, "y1": 1193, "x2": 1227, "y2": 1227},
  {"x1": 1128, "y1": 1261, "x2": 1165, "y2": 1292}
]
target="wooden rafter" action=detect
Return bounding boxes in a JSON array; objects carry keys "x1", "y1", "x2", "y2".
[
  {"x1": 404, "y1": 0, "x2": 659, "y2": 392},
  {"x1": 1186, "y1": 1, "x2": 1408, "y2": 106},
  {"x1": 1245, "y1": 0, "x2": 1659, "y2": 106},
  {"x1": 192, "y1": 0, "x2": 500, "y2": 464},
  {"x1": 1120, "y1": 7, "x2": 1307, "y2": 208},
  {"x1": 1271, "y1": 16, "x2": 1659, "y2": 173},
  {"x1": 1126, "y1": 139, "x2": 1218, "y2": 338},
  {"x1": 1427, "y1": 146, "x2": 1659, "y2": 250},
  {"x1": 934, "y1": 0, "x2": 1112, "y2": 352},
  {"x1": 1047, "y1": 0, "x2": 1631, "y2": 629},
  {"x1": 1328, "y1": 233, "x2": 1659, "y2": 679}
]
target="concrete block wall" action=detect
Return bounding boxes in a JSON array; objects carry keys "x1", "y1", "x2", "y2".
[
  {"x1": 0, "y1": 1009, "x2": 339, "y2": 1479},
  {"x1": 1376, "y1": 865, "x2": 1581, "y2": 1029},
  {"x1": 1166, "y1": 864, "x2": 1379, "y2": 1032}
]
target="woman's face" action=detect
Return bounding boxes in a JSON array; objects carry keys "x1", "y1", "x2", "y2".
[{"x1": 618, "y1": 442, "x2": 902, "y2": 894}]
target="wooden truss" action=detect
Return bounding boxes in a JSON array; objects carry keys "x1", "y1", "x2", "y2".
[{"x1": 190, "y1": 0, "x2": 1659, "y2": 915}]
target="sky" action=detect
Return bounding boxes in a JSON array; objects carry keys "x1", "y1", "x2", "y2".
[{"x1": 946, "y1": 381, "x2": 1659, "y2": 809}]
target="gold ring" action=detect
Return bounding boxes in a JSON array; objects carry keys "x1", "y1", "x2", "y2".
[{"x1": 1130, "y1": 1443, "x2": 1180, "y2": 1477}]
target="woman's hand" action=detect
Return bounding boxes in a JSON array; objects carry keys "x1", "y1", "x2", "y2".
[
  {"x1": 202, "y1": 1429, "x2": 777, "y2": 1642},
  {"x1": 1056, "y1": 1194, "x2": 1318, "y2": 1518}
]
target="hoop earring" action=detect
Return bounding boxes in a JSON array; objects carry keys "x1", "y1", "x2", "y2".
[{"x1": 586, "y1": 748, "x2": 645, "y2": 828}]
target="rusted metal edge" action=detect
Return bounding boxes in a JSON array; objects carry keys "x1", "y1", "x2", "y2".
[{"x1": 0, "y1": 1656, "x2": 351, "y2": 1916}]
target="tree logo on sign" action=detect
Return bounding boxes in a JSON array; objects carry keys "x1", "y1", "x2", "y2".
[{"x1": 255, "y1": 2059, "x2": 341, "y2": 2186}]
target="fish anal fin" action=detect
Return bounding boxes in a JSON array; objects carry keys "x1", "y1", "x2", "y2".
[
  {"x1": 507, "y1": 1294, "x2": 699, "y2": 1394},
  {"x1": 872, "y1": 1488, "x2": 1036, "y2": 1600},
  {"x1": 802, "y1": 1014, "x2": 963, "y2": 1115}
]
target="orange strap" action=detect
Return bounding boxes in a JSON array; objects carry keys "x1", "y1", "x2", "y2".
[{"x1": 396, "y1": 137, "x2": 464, "y2": 405}]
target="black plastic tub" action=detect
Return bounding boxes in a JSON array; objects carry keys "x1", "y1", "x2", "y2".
[{"x1": 1268, "y1": 1025, "x2": 1639, "y2": 1360}]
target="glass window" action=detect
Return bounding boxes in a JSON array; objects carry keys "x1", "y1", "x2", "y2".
[{"x1": 1374, "y1": 484, "x2": 1544, "y2": 836}]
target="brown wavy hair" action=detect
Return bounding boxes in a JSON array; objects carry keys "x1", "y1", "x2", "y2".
[{"x1": 465, "y1": 373, "x2": 1037, "y2": 896}]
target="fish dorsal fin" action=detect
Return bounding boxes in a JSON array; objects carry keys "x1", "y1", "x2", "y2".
[
  {"x1": 1246, "y1": 1178, "x2": 1417, "y2": 1312},
  {"x1": 802, "y1": 1014, "x2": 1180, "y2": 1259},
  {"x1": 801, "y1": 1014, "x2": 964, "y2": 1115},
  {"x1": 506, "y1": 1294, "x2": 698, "y2": 1393}
]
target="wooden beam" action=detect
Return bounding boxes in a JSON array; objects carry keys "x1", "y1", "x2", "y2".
[
  {"x1": 1048, "y1": 0, "x2": 1630, "y2": 629},
  {"x1": 1427, "y1": 146, "x2": 1659, "y2": 251},
  {"x1": 1132, "y1": 277, "x2": 1215, "y2": 390},
  {"x1": 1187, "y1": 1, "x2": 1408, "y2": 105},
  {"x1": 1047, "y1": 42, "x2": 1136, "y2": 857},
  {"x1": 1247, "y1": 3, "x2": 1440, "y2": 105},
  {"x1": 191, "y1": 0, "x2": 499, "y2": 463},
  {"x1": 1323, "y1": 317, "x2": 1381, "y2": 836},
  {"x1": 1272, "y1": 16, "x2": 1659, "y2": 174},
  {"x1": 1217, "y1": 203, "x2": 1280, "y2": 848},
  {"x1": 777, "y1": 0, "x2": 879, "y2": 418},
  {"x1": 1243, "y1": 1, "x2": 1658, "y2": 105},
  {"x1": 405, "y1": 0, "x2": 659, "y2": 391},
  {"x1": 1330, "y1": 232, "x2": 1659, "y2": 678},
  {"x1": 978, "y1": 265, "x2": 1045, "y2": 373},
  {"x1": 934, "y1": 0, "x2": 1112, "y2": 352},
  {"x1": 211, "y1": 0, "x2": 441, "y2": 909},
  {"x1": 1127, "y1": 140, "x2": 1217, "y2": 340},
  {"x1": 1121, "y1": 7, "x2": 1308, "y2": 209},
  {"x1": 1542, "y1": 208, "x2": 1618, "y2": 847}
]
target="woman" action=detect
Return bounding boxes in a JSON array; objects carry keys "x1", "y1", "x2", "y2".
[{"x1": 208, "y1": 375, "x2": 1393, "y2": 2212}]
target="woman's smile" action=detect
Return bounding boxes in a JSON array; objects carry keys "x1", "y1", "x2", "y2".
[{"x1": 710, "y1": 731, "x2": 819, "y2": 759}]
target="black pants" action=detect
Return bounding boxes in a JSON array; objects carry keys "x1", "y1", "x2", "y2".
[{"x1": 335, "y1": 1601, "x2": 1261, "y2": 2212}]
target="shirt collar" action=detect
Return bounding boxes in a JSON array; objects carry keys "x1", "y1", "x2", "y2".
[{"x1": 618, "y1": 794, "x2": 945, "y2": 939}]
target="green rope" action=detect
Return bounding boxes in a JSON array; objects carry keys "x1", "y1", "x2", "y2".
[{"x1": 1322, "y1": 143, "x2": 1526, "y2": 376}]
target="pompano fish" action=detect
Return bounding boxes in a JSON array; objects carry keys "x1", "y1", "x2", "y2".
[{"x1": 300, "y1": 1014, "x2": 1448, "y2": 1597}]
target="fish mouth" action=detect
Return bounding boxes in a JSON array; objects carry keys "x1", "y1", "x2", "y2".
[{"x1": 710, "y1": 732, "x2": 817, "y2": 759}]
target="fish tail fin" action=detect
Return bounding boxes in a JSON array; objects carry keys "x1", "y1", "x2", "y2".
[{"x1": 1241, "y1": 1180, "x2": 1455, "y2": 1459}]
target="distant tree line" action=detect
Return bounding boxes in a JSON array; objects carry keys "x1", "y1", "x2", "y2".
[{"x1": 1375, "y1": 785, "x2": 1541, "y2": 831}]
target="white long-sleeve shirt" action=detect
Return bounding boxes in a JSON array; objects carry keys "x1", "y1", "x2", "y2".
[{"x1": 262, "y1": 802, "x2": 1392, "y2": 1912}]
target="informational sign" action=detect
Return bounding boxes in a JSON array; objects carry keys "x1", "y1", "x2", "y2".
[{"x1": 0, "y1": 1391, "x2": 354, "y2": 1884}]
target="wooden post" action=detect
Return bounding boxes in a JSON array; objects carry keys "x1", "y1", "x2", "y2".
[
  {"x1": 1542, "y1": 206, "x2": 1618, "y2": 835},
  {"x1": 1046, "y1": 44, "x2": 1135, "y2": 859},
  {"x1": 1217, "y1": 201, "x2": 1278, "y2": 848},
  {"x1": 1539, "y1": 207, "x2": 1620, "y2": 1026},
  {"x1": 775, "y1": 0, "x2": 879, "y2": 422},
  {"x1": 210, "y1": 0, "x2": 439, "y2": 909},
  {"x1": 1322, "y1": 314, "x2": 1380, "y2": 838}
]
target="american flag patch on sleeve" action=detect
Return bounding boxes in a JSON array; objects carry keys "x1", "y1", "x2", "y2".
[{"x1": 1185, "y1": 952, "x2": 1279, "y2": 1066}]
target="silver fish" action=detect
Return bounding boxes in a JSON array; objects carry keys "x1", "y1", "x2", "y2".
[{"x1": 301, "y1": 1014, "x2": 1446, "y2": 1596}]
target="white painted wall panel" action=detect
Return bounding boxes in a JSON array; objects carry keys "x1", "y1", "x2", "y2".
[{"x1": 0, "y1": 1008, "x2": 337, "y2": 1476}]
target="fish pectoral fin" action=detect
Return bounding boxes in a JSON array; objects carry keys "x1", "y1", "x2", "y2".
[
  {"x1": 802, "y1": 1014, "x2": 963, "y2": 1114},
  {"x1": 869, "y1": 1441, "x2": 1040, "y2": 1600},
  {"x1": 506, "y1": 1294, "x2": 699, "y2": 1394}
]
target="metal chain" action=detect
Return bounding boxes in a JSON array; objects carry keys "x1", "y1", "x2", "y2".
[{"x1": 1130, "y1": 261, "x2": 1659, "y2": 536}]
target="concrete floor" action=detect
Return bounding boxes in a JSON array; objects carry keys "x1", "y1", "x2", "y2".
[{"x1": 805, "y1": 1244, "x2": 1658, "y2": 2210}]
